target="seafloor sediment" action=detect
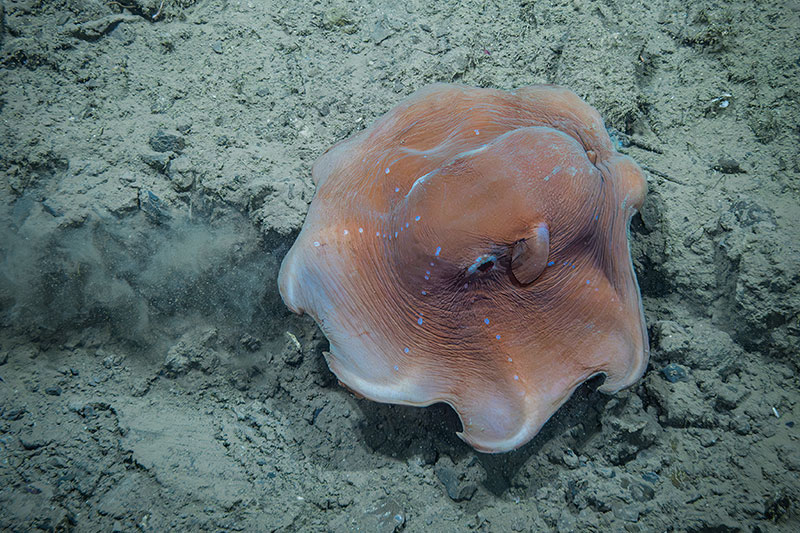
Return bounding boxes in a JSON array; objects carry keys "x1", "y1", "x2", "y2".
[{"x1": 0, "y1": 0, "x2": 798, "y2": 531}]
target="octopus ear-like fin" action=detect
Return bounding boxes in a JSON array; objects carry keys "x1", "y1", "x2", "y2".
[{"x1": 510, "y1": 222, "x2": 550, "y2": 285}]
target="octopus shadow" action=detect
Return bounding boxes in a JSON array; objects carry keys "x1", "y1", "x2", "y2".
[{"x1": 351, "y1": 375, "x2": 610, "y2": 496}]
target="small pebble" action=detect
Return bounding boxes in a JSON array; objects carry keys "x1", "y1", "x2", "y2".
[
  {"x1": 641, "y1": 472, "x2": 659, "y2": 483},
  {"x1": 596, "y1": 466, "x2": 616, "y2": 479},
  {"x1": 612, "y1": 503, "x2": 640, "y2": 523},
  {"x1": 630, "y1": 481, "x2": 655, "y2": 502},
  {"x1": 562, "y1": 450, "x2": 579, "y2": 469},
  {"x1": 148, "y1": 130, "x2": 185, "y2": 153},
  {"x1": 661, "y1": 363, "x2": 688, "y2": 383},
  {"x1": 713, "y1": 157, "x2": 743, "y2": 174}
]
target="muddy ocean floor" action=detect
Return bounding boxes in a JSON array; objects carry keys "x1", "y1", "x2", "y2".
[{"x1": 1, "y1": 0, "x2": 799, "y2": 531}]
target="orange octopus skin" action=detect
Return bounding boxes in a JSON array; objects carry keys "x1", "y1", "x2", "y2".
[{"x1": 278, "y1": 84, "x2": 649, "y2": 453}]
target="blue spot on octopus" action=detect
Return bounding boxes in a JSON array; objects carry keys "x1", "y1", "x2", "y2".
[{"x1": 278, "y1": 83, "x2": 649, "y2": 453}]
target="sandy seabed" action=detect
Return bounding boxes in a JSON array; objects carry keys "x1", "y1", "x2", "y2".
[{"x1": 1, "y1": 0, "x2": 798, "y2": 531}]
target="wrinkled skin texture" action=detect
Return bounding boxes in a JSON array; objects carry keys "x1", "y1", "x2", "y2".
[{"x1": 279, "y1": 84, "x2": 649, "y2": 453}]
